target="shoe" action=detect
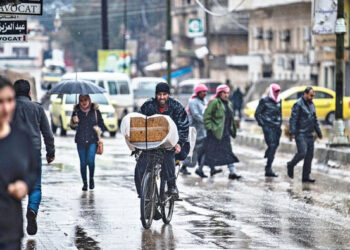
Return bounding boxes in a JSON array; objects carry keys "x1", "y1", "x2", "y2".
[
  {"x1": 154, "y1": 208, "x2": 162, "y2": 221},
  {"x1": 26, "y1": 209, "x2": 38, "y2": 235},
  {"x1": 89, "y1": 179, "x2": 95, "y2": 190},
  {"x1": 195, "y1": 169, "x2": 208, "y2": 178},
  {"x1": 302, "y1": 178, "x2": 316, "y2": 183},
  {"x1": 82, "y1": 183, "x2": 88, "y2": 191},
  {"x1": 180, "y1": 166, "x2": 191, "y2": 175},
  {"x1": 265, "y1": 171, "x2": 278, "y2": 177},
  {"x1": 287, "y1": 164, "x2": 294, "y2": 179},
  {"x1": 210, "y1": 169, "x2": 223, "y2": 177},
  {"x1": 169, "y1": 186, "x2": 179, "y2": 200},
  {"x1": 228, "y1": 173, "x2": 241, "y2": 180}
]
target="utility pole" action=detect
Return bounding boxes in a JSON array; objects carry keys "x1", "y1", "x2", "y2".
[
  {"x1": 330, "y1": 0, "x2": 350, "y2": 146},
  {"x1": 123, "y1": 0, "x2": 127, "y2": 73},
  {"x1": 166, "y1": 0, "x2": 172, "y2": 87},
  {"x1": 205, "y1": 0, "x2": 211, "y2": 78},
  {"x1": 101, "y1": 0, "x2": 109, "y2": 49}
]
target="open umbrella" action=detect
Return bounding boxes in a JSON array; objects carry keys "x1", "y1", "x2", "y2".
[{"x1": 48, "y1": 79, "x2": 106, "y2": 95}]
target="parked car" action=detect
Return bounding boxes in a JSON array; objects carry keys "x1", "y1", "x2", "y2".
[
  {"x1": 50, "y1": 93, "x2": 118, "y2": 137},
  {"x1": 175, "y1": 79, "x2": 222, "y2": 107},
  {"x1": 244, "y1": 86, "x2": 350, "y2": 124},
  {"x1": 61, "y1": 72, "x2": 133, "y2": 123},
  {"x1": 131, "y1": 77, "x2": 166, "y2": 110}
]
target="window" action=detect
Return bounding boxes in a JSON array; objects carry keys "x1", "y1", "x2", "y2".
[
  {"x1": 118, "y1": 81, "x2": 130, "y2": 94},
  {"x1": 285, "y1": 91, "x2": 303, "y2": 100},
  {"x1": 207, "y1": 82, "x2": 221, "y2": 94},
  {"x1": 98, "y1": 80, "x2": 104, "y2": 89},
  {"x1": 179, "y1": 85, "x2": 194, "y2": 94},
  {"x1": 108, "y1": 81, "x2": 118, "y2": 95},
  {"x1": 314, "y1": 91, "x2": 333, "y2": 99},
  {"x1": 12, "y1": 47, "x2": 29, "y2": 57}
]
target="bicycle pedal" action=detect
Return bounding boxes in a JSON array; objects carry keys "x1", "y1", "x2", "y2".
[{"x1": 174, "y1": 198, "x2": 183, "y2": 201}]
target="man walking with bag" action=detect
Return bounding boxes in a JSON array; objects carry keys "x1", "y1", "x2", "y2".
[{"x1": 287, "y1": 87, "x2": 322, "y2": 183}]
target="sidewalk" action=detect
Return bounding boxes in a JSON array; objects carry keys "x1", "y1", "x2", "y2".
[{"x1": 235, "y1": 125, "x2": 350, "y2": 169}]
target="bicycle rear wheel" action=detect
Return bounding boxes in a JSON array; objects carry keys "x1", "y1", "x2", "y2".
[
  {"x1": 140, "y1": 172, "x2": 156, "y2": 229},
  {"x1": 161, "y1": 182, "x2": 174, "y2": 224}
]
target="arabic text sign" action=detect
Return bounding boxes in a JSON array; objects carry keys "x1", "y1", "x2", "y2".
[
  {"x1": 0, "y1": 20, "x2": 27, "y2": 35},
  {"x1": 313, "y1": 0, "x2": 338, "y2": 35},
  {"x1": 0, "y1": 0, "x2": 42, "y2": 15}
]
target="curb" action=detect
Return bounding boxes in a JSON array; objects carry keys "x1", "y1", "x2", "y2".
[{"x1": 235, "y1": 132, "x2": 350, "y2": 167}]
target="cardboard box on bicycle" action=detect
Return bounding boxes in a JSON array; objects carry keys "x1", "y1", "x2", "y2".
[
  {"x1": 128, "y1": 116, "x2": 170, "y2": 142},
  {"x1": 121, "y1": 113, "x2": 179, "y2": 150}
]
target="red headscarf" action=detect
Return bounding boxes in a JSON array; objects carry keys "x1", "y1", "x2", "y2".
[{"x1": 268, "y1": 83, "x2": 281, "y2": 103}]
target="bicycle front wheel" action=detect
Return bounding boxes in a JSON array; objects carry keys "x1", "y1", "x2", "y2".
[
  {"x1": 140, "y1": 171, "x2": 156, "y2": 229},
  {"x1": 161, "y1": 182, "x2": 174, "y2": 224}
]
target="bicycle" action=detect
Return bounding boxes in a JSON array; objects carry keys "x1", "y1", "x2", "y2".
[{"x1": 135, "y1": 148, "x2": 180, "y2": 229}]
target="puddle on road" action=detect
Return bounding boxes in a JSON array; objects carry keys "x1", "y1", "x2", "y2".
[{"x1": 75, "y1": 225, "x2": 101, "y2": 250}]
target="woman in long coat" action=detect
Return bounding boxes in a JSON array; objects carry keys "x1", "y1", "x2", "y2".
[{"x1": 203, "y1": 85, "x2": 241, "y2": 179}]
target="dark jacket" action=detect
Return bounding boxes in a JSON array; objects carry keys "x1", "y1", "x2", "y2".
[
  {"x1": 12, "y1": 96, "x2": 55, "y2": 158},
  {"x1": 255, "y1": 96, "x2": 282, "y2": 128},
  {"x1": 289, "y1": 97, "x2": 322, "y2": 137},
  {"x1": 140, "y1": 98, "x2": 189, "y2": 147},
  {"x1": 0, "y1": 125, "x2": 39, "y2": 244},
  {"x1": 231, "y1": 89, "x2": 243, "y2": 109},
  {"x1": 70, "y1": 103, "x2": 105, "y2": 146}
]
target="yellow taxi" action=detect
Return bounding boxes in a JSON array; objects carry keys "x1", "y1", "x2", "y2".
[
  {"x1": 244, "y1": 86, "x2": 350, "y2": 124},
  {"x1": 50, "y1": 94, "x2": 118, "y2": 137}
]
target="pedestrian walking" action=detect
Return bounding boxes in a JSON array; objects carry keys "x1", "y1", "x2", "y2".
[
  {"x1": 203, "y1": 85, "x2": 241, "y2": 179},
  {"x1": 0, "y1": 77, "x2": 39, "y2": 250},
  {"x1": 230, "y1": 87, "x2": 243, "y2": 119},
  {"x1": 11, "y1": 79, "x2": 55, "y2": 236},
  {"x1": 70, "y1": 95, "x2": 105, "y2": 191},
  {"x1": 255, "y1": 83, "x2": 282, "y2": 177},
  {"x1": 181, "y1": 84, "x2": 208, "y2": 177},
  {"x1": 287, "y1": 87, "x2": 322, "y2": 183}
]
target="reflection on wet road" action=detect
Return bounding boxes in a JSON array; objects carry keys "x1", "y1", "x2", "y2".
[{"x1": 21, "y1": 134, "x2": 350, "y2": 249}]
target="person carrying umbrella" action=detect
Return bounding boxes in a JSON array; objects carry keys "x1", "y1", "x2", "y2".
[{"x1": 49, "y1": 79, "x2": 106, "y2": 191}]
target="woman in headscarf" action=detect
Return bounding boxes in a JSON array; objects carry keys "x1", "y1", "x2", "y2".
[
  {"x1": 70, "y1": 95, "x2": 105, "y2": 191},
  {"x1": 255, "y1": 83, "x2": 282, "y2": 177},
  {"x1": 203, "y1": 85, "x2": 241, "y2": 179}
]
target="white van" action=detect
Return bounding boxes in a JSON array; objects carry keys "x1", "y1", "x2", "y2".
[
  {"x1": 61, "y1": 72, "x2": 133, "y2": 122},
  {"x1": 131, "y1": 77, "x2": 166, "y2": 110}
]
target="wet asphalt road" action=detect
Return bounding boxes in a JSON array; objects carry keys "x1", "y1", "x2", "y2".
[{"x1": 21, "y1": 133, "x2": 350, "y2": 250}]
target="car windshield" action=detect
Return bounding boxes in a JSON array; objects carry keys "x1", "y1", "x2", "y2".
[{"x1": 65, "y1": 94, "x2": 109, "y2": 105}]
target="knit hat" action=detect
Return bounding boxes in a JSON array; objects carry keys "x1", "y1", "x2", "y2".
[
  {"x1": 14, "y1": 79, "x2": 30, "y2": 97},
  {"x1": 155, "y1": 82, "x2": 170, "y2": 95}
]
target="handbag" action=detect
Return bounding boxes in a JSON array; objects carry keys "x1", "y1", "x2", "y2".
[{"x1": 94, "y1": 110, "x2": 104, "y2": 155}]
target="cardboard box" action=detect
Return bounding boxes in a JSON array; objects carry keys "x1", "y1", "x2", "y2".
[{"x1": 128, "y1": 116, "x2": 169, "y2": 142}]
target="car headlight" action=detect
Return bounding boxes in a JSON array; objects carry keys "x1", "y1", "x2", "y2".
[
  {"x1": 65, "y1": 111, "x2": 73, "y2": 116},
  {"x1": 107, "y1": 112, "x2": 115, "y2": 118}
]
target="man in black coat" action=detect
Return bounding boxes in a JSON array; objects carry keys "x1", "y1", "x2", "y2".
[
  {"x1": 255, "y1": 84, "x2": 282, "y2": 177},
  {"x1": 11, "y1": 79, "x2": 55, "y2": 236},
  {"x1": 135, "y1": 82, "x2": 189, "y2": 199},
  {"x1": 230, "y1": 87, "x2": 243, "y2": 119},
  {"x1": 287, "y1": 87, "x2": 322, "y2": 183}
]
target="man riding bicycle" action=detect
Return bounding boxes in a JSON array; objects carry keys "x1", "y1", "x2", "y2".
[{"x1": 134, "y1": 82, "x2": 189, "y2": 199}]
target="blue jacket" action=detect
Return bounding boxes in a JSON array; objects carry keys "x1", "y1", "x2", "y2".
[
  {"x1": 188, "y1": 97, "x2": 207, "y2": 141},
  {"x1": 289, "y1": 97, "x2": 322, "y2": 137},
  {"x1": 140, "y1": 97, "x2": 189, "y2": 147}
]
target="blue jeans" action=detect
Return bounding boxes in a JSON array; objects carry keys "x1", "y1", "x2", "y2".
[
  {"x1": 28, "y1": 158, "x2": 42, "y2": 213},
  {"x1": 77, "y1": 143, "x2": 97, "y2": 183}
]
